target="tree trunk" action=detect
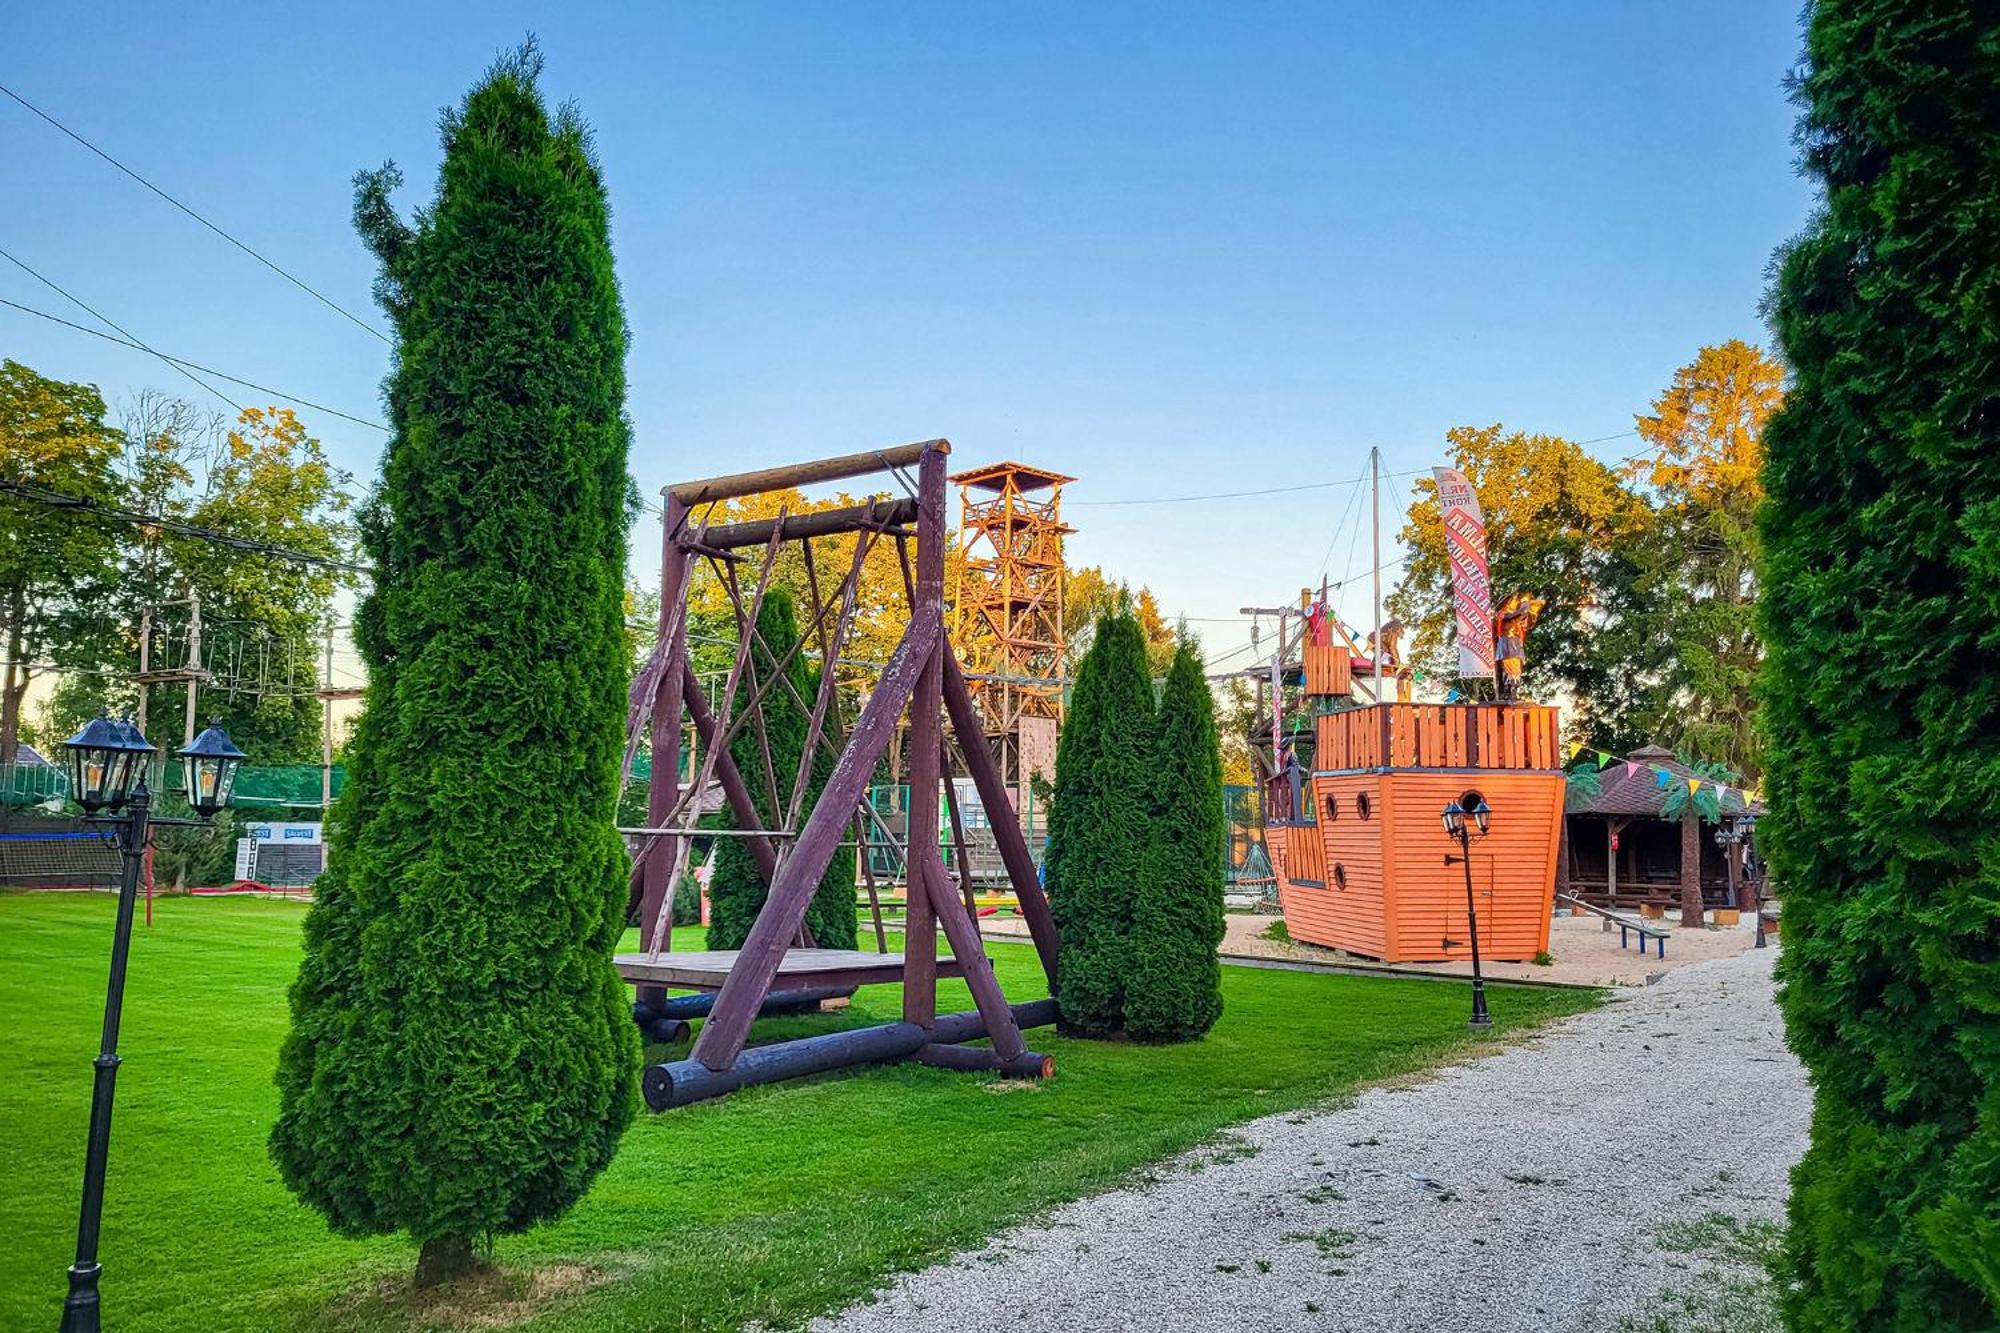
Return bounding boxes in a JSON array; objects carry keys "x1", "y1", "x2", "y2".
[
  {"x1": 1, "y1": 588, "x2": 26, "y2": 766},
  {"x1": 413, "y1": 1234, "x2": 481, "y2": 1287},
  {"x1": 1679, "y1": 807, "x2": 1704, "y2": 928}
]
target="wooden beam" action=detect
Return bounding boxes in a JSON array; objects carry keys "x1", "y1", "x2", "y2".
[
  {"x1": 646, "y1": 1021, "x2": 930, "y2": 1110},
  {"x1": 930, "y1": 997, "x2": 1060, "y2": 1042},
  {"x1": 680, "y1": 660, "x2": 781, "y2": 883},
  {"x1": 667, "y1": 441, "x2": 947, "y2": 505},
  {"x1": 688, "y1": 611, "x2": 941, "y2": 1070},
  {"x1": 916, "y1": 843, "x2": 1028, "y2": 1058},
  {"x1": 913, "y1": 1044, "x2": 1053, "y2": 1079},
  {"x1": 941, "y1": 653, "x2": 1060, "y2": 988},
  {"x1": 902, "y1": 449, "x2": 947, "y2": 1031},
  {"x1": 691, "y1": 498, "x2": 916, "y2": 550}
]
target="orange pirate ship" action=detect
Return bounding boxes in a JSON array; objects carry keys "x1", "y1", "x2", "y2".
[{"x1": 1249, "y1": 459, "x2": 1563, "y2": 964}]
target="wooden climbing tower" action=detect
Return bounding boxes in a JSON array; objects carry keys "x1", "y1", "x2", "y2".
[{"x1": 949, "y1": 461, "x2": 1073, "y2": 793}]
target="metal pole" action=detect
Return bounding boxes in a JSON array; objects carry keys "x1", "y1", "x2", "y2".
[
  {"x1": 181, "y1": 589, "x2": 201, "y2": 749},
  {"x1": 60, "y1": 784, "x2": 151, "y2": 1333},
  {"x1": 1370, "y1": 447, "x2": 1384, "y2": 702},
  {"x1": 1457, "y1": 825, "x2": 1491, "y2": 1029}
]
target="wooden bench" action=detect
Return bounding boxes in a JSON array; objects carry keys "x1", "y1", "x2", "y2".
[
  {"x1": 1558, "y1": 893, "x2": 1669, "y2": 960},
  {"x1": 614, "y1": 948, "x2": 966, "y2": 993}
]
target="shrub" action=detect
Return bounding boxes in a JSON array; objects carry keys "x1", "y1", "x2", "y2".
[
  {"x1": 270, "y1": 45, "x2": 639, "y2": 1283},
  {"x1": 1123, "y1": 641, "x2": 1225, "y2": 1042},
  {"x1": 1045, "y1": 612, "x2": 1153, "y2": 1035},
  {"x1": 1760, "y1": 3, "x2": 2000, "y2": 1325}
]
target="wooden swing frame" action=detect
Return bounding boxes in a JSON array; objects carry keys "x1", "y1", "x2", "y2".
[{"x1": 618, "y1": 440, "x2": 1061, "y2": 1109}]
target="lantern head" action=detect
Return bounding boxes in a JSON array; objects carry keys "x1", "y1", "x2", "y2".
[
  {"x1": 178, "y1": 720, "x2": 246, "y2": 818},
  {"x1": 61, "y1": 710, "x2": 156, "y2": 813}
]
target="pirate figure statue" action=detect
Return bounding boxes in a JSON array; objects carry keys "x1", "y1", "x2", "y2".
[
  {"x1": 1368, "y1": 619, "x2": 1413, "y2": 703},
  {"x1": 1493, "y1": 592, "x2": 1545, "y2": 703}
]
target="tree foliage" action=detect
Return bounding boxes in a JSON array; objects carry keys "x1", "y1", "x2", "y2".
[
  {"x1": 1632, "y1": 339, "x2": 1783, "y2": 774},
  {"x1": 1760, "y1": 3, "x2": 2000, "y2": 1325},
  {"x1": 1123, "y1": 640, "x2": 1225, "y2": 1043},
  {"x1": 1045, "y1": 611, "x2": 1153, "y2": 1036},
  {"x1": 701, "y1": 588, "x2": 857, "y2": 952},
  {"x1": 271, "y1": 47, "x2": 638, "y2": 1276},
  {"x1": 1390, "y1": 424, "x2": 1655, "y2": 744},
  {"x1": 0, "y1": 360, "x2": 126, "y2": 762}
]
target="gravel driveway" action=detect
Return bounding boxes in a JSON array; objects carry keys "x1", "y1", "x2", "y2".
[{"x1": 813, "y1": 946, "x2": 1808, "y2": 1333}]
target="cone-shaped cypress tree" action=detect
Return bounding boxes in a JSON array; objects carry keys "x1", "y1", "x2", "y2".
[
  {"x1": 1124, "y1": 641, "x2": 1225, "y2": 1042},
  {"x1": 270, "y1": 45, "x2": 639, "y2": 1284},
  {"x1": 1045, "y1": 612, "x2": 1152, "y2": 1035},
  {"x1": 702, "y1": 588, "x2": 856, "y2": 952},
  {"x1": 1761, "y1": 4, "x2": 2000, "y2": 1325}
]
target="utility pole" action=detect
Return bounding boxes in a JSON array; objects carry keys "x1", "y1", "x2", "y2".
[
  {"x1": 133, "y1": 606, "x2": 151, "y2": 772},
  {"x1": 322, "y1": 621, "x2": 335, "y2": 811},
  {"x1": 180, "y1": 587, "x2": 202, "y2": 749},
  {"x1": 1370, "y1": 447, "x2": 1384, "y2": 702}
]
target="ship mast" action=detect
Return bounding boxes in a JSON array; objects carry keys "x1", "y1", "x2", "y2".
[{"x1": 1370, "y1": 446, "x2": 1384, "y2": 702}]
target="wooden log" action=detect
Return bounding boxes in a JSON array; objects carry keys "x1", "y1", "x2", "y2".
[
  {"x1": 634, "y1": 1015, "x2": 694, "y2": 1045},
  {"x1": 913, "y1": 1043, "x2": 1054, "y2": 1079},
  {"x1": 632, "y1": 987, "x2": 853, "y2": 1024},
  {"x1": 903, "y1": 450, "x2": 947, "y2": 1030},
  {"x1": 644, "y1": 1020, "x2": 929, "y2": 1110},
  {"x1": 636, "y1": 503, "x2": 692, "y2": 1005},
  {"x1": 940, "y1": 654, "x2": 1061, "y2": 987},
  {"x1": 916, "y1": 844, "x2": 1029, "y2": 1059},
  {"x1": 929, "y1": 997, "x2": 1060, "y2": 1044},
  {"x1": 692, "y1": 498, "x2": 917, "y2": 550},
  {"x1": 689, "y1": 611, "x2": 941, "y2": 1071},
  {"x1": 667, "y1": 441, "x2": 946, "y2": 505}
]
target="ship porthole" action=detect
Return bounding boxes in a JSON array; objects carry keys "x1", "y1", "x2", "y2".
[
  {"x1": 1333, "y1": 863, "x2": 1348, "y2": 889},
  {"x1": 1323, "y1": 793, "x2": 1340, "y2": 821},
  {"x1": 1357, "y1": 791, "x2": 1373, "y2": 820}
]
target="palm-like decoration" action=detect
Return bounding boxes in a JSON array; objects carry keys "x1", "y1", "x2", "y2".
[
  {"x1": 1657, "y1": 755, "x2": 1741, "y2": 824},
  {"x1": 1563, "y1": 757, "x2": 1602, "y2": 811}
]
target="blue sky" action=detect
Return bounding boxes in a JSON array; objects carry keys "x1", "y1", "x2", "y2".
[{"x1": 5, "y1": 4, "x2": 1813, "y2": 666}]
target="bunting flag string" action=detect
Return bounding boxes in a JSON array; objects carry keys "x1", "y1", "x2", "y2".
[{"x1": 1554, "y1": 739, "x2": 1754, "y2": 811}]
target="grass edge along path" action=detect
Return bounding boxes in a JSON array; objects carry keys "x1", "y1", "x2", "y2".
[{"x1": 0, "y1": 894, "x2": 1600, "y2": 1332}]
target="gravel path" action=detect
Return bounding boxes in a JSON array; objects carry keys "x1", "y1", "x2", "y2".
[{"x1": 813, "y1": 947, "x2": 1808, "y2": 1333}]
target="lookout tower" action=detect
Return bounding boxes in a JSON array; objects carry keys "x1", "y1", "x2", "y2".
[{"x1": 950, "y1": 461, "x2": 1074, "y2": 799}]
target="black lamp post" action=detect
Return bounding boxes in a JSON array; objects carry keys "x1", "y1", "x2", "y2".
[
  {"x1": 1440, "y1": 790, "x2": 1493, "y2": 1030},
  {"x1": 57, "y1": 712, "x2": 244, "y2": 1333},
  {"x1": 1714, "y1": 817, "x2": 1764, "y2": 949}
]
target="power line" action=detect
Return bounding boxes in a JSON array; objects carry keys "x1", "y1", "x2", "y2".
[
  {"x1": 0, "y1": 245, "x2": 241, "y2": 414},
  {"x1": 1070, "y1": 468, "x2": 1426, "y2": 508},
  {"x1": 0, "y1": 297, "x2": 389, "y2": 432},
  {"x1": 0, "y1": 479, "x2": 372, "y2": 575},
  {"x1": 0, "y1": 80, "x2": 390, "y2": 345}
]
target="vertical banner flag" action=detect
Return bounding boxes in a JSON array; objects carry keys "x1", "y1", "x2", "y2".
[{"x1": 1432, "y1": 467, "x2": 1495, "y2": 679}]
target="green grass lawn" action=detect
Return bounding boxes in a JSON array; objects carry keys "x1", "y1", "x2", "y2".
[{"x1": 0, "y1": 892, "x2": 1598, "y2": 1332}]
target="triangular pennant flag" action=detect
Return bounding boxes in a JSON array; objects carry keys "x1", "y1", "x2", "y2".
[
  {"x1": 1625, "y1": 761, "x2": 1640, "y2": 781},
  {"x1": 1655, "y1": 768, "x2": 1671, "y2": 788},
  {"x1": 1566, "y1": 742, "x2": 1583, "y2": 761},
  {"x1": 1597, "y1": 752, "x2": 1616, "y2": 770},
  {"x1": 1688, "y1": 778, "x2": 1701, "y2": 794}
]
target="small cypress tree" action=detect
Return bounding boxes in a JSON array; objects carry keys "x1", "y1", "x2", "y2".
[
  {"x1": 1761, "y1": 3, "x2": 2000, "y2": 1326},
  {"x1": 702, "y1": 588, "x2": 856, "y2": 951},
  {"x1": 1045, "y1": 612, "x2": 1152, "y2": 1035},
  {"x1": 1123, "y1": 640, "x2": 1225, "y2": 1043},
  {"x1": 270, "y1": 46, "x2": 639, "y2": 1284}
]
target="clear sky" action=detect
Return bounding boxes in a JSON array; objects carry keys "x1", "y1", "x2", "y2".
[{"x1": 5, "y1": 4, "x2": 1813, "y2": 669}]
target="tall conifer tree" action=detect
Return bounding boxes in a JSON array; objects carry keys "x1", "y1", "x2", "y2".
[
  {"x1": 1124, "y1": 640, "x2": 1225, "y2": 1042},
  {"x1": 1761, "y1": 3, "x2": 2000, "y2": 1325},
  {"x1": 270, "y1": 46, "x2": 639, "y2": 1284},
  {"x1": 702, "y1": 588, "x2": 856, "y2": 951},
  {"x1": 1045, "y1": 612, "x2": 1152, "y2": 1035}
]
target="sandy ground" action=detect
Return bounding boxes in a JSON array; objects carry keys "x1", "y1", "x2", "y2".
[
  {"x1": 813, "y1": 945, "x2": 1806, "y2": 1333},
  {"x1": 980, "y1": 908, "x2": 1759, "y2": 988}
]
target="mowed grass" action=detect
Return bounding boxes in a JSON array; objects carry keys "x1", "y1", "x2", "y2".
[{"x1": 0, "y1": 893, "x2": 1598, "y2": 1332}]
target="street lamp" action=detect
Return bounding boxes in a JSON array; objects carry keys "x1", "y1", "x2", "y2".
[
  {"x1": 1714, "y1": 818, "x2": 1764, "y2": 949},
  {"x1": 57, "y1": 712, "x2": 245, "y2": 1333},
  {"x1": 1440, "y1": 790, "x2": 1494, "y2": 1029}
]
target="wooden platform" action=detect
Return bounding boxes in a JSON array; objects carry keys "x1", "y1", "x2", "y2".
[{"x1": 614, "y1": 948, "x2": 966, "y2": 993}]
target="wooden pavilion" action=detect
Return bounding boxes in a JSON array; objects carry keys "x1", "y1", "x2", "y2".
[{"x1": 1558, "y1": 745, "x2": 1763, "y2": 911}]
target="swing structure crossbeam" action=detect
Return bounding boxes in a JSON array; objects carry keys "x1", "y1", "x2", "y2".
[{"x1": 622, "y1": 439, "x2": 1062, "y2": 1109}]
